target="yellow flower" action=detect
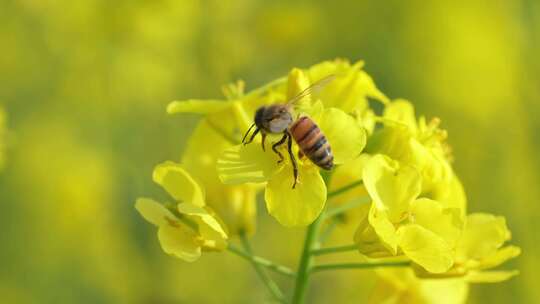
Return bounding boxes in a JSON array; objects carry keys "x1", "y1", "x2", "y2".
[
  {"x1": 167, "y1": 79, "x2": 282, "y2": 236},
  {"x1": 355, "y1": 154, "x2": 463, "y2": 273},
  {"x1": 366, "y1": 99, "x2": 454, "y2": 196},
  {"x1": 355, "y1": 155, "x2": 518, "y2": 279},
  {"x1": 135, "y1": 162, "x2": 228, "y2": 261},
  {"x1": 369, "y1": 214, "x2": 520, "y2": 303},
  {"x1": 413, "y1": 213, "x2": 520, "y2": 282},
  {"x1": 217, "y1": 68, "x2": 367, "y2": 227}
]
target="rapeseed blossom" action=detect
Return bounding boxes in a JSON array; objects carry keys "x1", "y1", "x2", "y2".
[
  {"x1": 354, "y1": 154, "x2": 462, "y2": 273},
  {"x1": 353, "y1": 98, "x2": 519, "y2": 277},
  {"x1": 414, "y1": 213, "x2": 520, "y2": 282},
  {"x1": 134, "y1": 59, "x2": 519, "y2": 303},
  {"x1": 135, "y1": 162, "x2": 228, "y2": 261},
  {"x1": 368, "y1": 214, "x2": 520, "y2": 303}
]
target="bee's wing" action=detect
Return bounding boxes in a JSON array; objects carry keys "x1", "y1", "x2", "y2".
[{"x1": 285, "y1": 74, "x2": 336, "y2": 107}]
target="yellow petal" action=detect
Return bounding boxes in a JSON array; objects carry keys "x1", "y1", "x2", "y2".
[
  {"x1": 177, "y1": 203, "x2": 228, "y2": 251},
  {"x1": 431, "y1": 172, "x2": 468, "y2": 216},
  {"x1": 307, "y1": 59, "x2": 388, "y2": 112},
  {"x1": 217, "y1": 143, "x2": 279, "y2": 184},
  {"x1": 408, "y1": 138, "x2": 453, "y2": 194},
  {"x1": 364, "y1": 125, "x2": 413, "y2": 161},
  {"x1": 398, "y1": 224, "x2": 454, "y2": 274},
  {"x1": 465, "y1": 270, "x2": 519, "y2": 283},
  {"x1": 368, "y1": 203, "x2": 399, "y2": 254},
  {"x1": 265, "y1": 165, "x2": 326, "y2": 227},
  {"x1": 318, "y1": 107, "x2": 366, "y2": 164},
  {"x1": 135, "y1": 198, "x2": 176, "y2": 227},
  {"x1": 153, "y1": 161, "x2": 205, "y2": 207},
  {"x1": 158, "y1": 225, "x2": 201, "y2": 262},
  {"x1": 356, "y1": 108, "x2": 377, "y2": 135},
  {"x1": 355, "y1": 203, "x2": 389, "y2": 257},
  {"x1": 456, "y1": 213, "x2": 511, "y2": 261},
  {"x1": 477, "y1": 245, "x2": 521, "y2": 270},
  {"x1": 287, "y1": 68, "x2": 311, "y2": 101},
  {"x1": 383, "y1": 99, "x2": 418, "y2": 133},
  {"x1": 363, "y1": 154, "x2": 422, "y2": 222},
  {"x1": 167, "y1": 99, "x2": 229, "y2": 115},
  {"x1": 301, "y1": 99, "x2": 324, "y2": 122},
  {"x1": 356, "y1": 70, "x2": 390, "y2": 104},
  {"x1": 409, "y1": 198, "x2": 463, "y2": 248}
]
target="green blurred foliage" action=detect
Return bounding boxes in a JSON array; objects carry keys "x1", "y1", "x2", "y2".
[{"x1": 0, "y1": 0, "x2": 538, "y2": 303}]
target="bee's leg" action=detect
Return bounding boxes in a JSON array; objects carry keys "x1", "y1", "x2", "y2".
[
  {"x1": 242, "y1": 123, "x2": 256, "y2": 144},
  {"x1": 244, "y1": 127, "x2": 260, "y2": 145},
  {"x1": 261, "y1": 132, "x2": 267, "y2": 152},
  {"x1": 272, "y1": 133, "x2": 288, "y2": 164},
  {"x1": 286, "y1": 131, "x2": 299, "y2": 189}
]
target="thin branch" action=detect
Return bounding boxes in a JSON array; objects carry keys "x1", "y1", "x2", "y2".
[
  {"x1": 239, "y1": 233, "x2": 287, "y2": 303},
  {"x1": 228, "y1": 244, "x2": 296, "y2": 277},
  {"x1": 310, "y1": 261, "x2": 411, "y2": 274},
  {"x1": 310, "y1": 244, "x2": 358, "y2": 256}
]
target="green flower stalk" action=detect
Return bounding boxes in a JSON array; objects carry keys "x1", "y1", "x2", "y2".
[{"x1": 134, "y1": 59, "x2": 520, "y2": 304}]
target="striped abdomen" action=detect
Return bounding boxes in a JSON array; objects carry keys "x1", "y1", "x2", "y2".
[{"x1": 289, "y1": 116, "x2": 334, "y2": 170}]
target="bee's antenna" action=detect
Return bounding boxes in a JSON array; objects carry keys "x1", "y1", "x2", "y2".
[{"x1": 242, "y1": 123, "x2": 256, "y2": 144}]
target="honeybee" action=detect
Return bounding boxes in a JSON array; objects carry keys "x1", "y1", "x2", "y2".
[{"x1": 241, "y1": 75, "x2": 335, "y2": 188}]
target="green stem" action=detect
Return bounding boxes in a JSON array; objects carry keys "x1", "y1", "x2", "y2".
[
  {"x1": 310, "y1": 244, "x2": 358, "y2": 256},
  {"x1": 291, "y1": 212, "x2": 324, "y2": 304},
  {"x1": 324, "y1": 196, "x2": 370, "y2": 219},
  {"x1": 228, "y1": 244, "x2": 296, "y2": 277},
  {"x1": 291, "y1": 172, "x2": 332, "y2": 304},
  {"x1": 310, "y1": 261, "x2": 411, "y2": 274},
  {"x1": 327, "y1": 180, "x2": 363, "y2": 198},
  {"x1": 240, "y1": 233, "x2": 286, "y2": 303}
]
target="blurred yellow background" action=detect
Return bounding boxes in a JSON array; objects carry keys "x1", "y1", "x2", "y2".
[{"x1": 0, "y1": 0, "x2": 538, "y2": 303}]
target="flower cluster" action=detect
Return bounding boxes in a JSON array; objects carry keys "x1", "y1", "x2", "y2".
[
  {"x1": 135, "y1": 59, "x2": 519, "y2": 302},
  {"x1": 353, "y1": 99, "x2": 520, "y2": 283},
  {"x1": 135, "y1": 162, "x2": 227, "y2": 261}
]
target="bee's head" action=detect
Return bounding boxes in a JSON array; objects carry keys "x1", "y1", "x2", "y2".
[{"x1": 257, "y1": 105, "x2": 292, "y2": 133}]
